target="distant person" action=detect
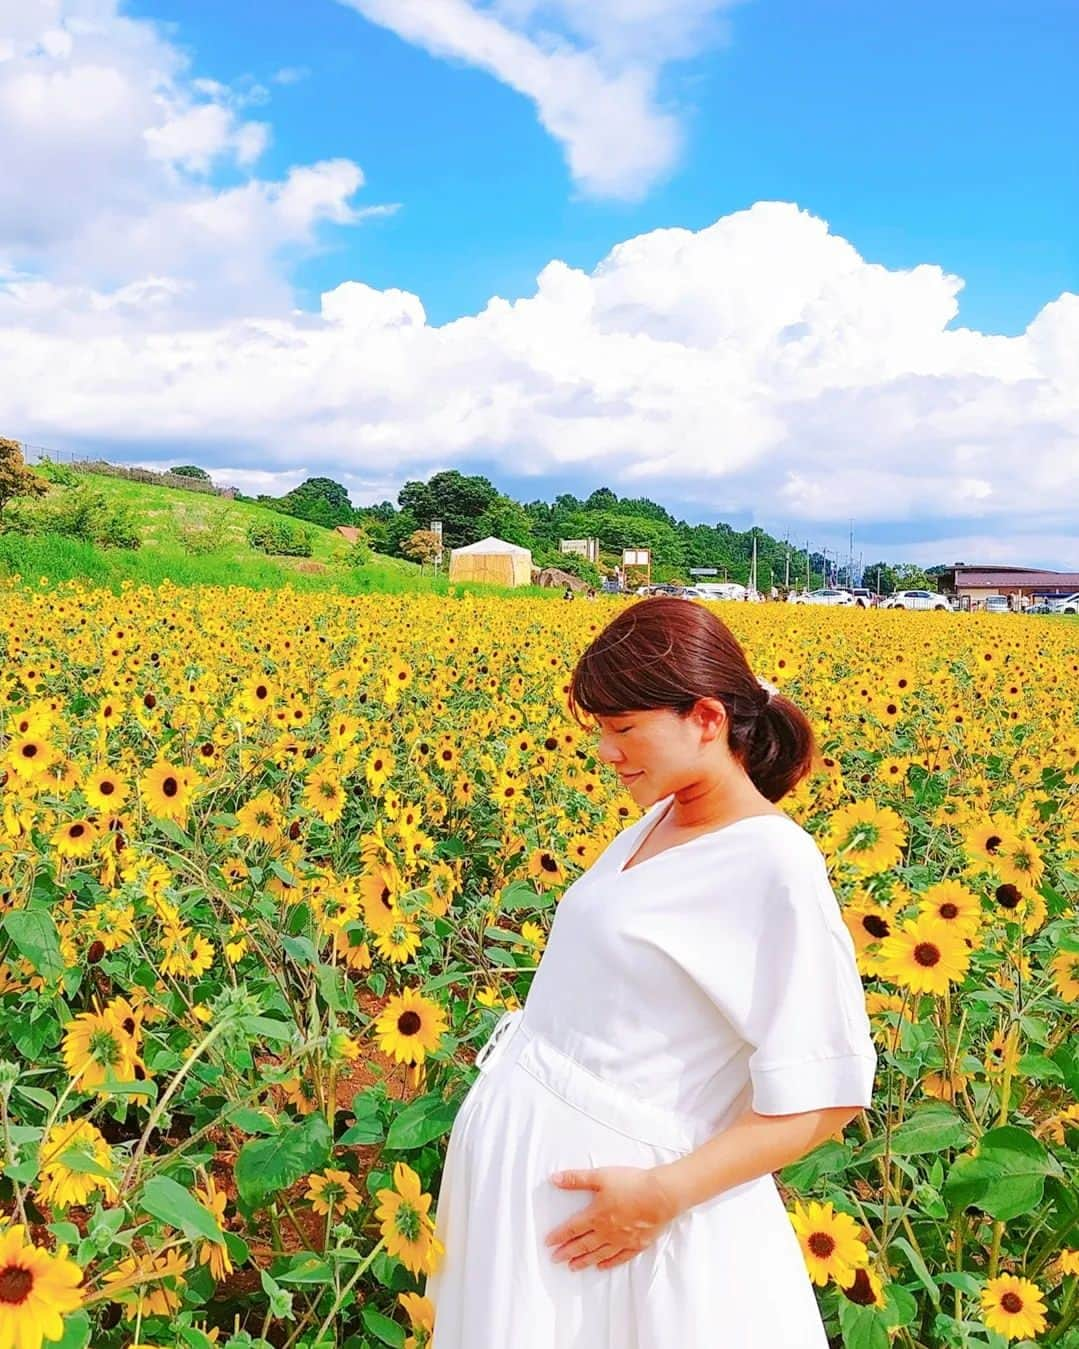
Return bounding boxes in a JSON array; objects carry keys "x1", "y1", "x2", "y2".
[
  {"x1": 587, "y1": 586, "x2": 597, "y2": 600},
  {"x1": 563, "y1": 585, "x2": 574, "y2": 601}
]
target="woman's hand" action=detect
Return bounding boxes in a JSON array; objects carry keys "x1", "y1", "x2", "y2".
[{"x1": 544, "y1": 1166, "x2": 681, "y2": 1272}]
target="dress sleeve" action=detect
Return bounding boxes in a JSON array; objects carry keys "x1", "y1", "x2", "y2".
[{"x1": 686, "y1": 838, "x2": 878, "y2": 1116}]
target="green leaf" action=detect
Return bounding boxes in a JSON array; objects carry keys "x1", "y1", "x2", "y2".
[
  {"x1": 277, "y1": 1254, "x2": 334, "y2": 1284},
  {"x1": 892, "y1": 1236, "x2": 940, "y2": 1307},
  {"x1": 240, "y1": 1015, "x2": 296, "y2": 1043},
  {"x1": 361, "y1": 1308, "x2": 406, "y2": 1347},
  {"x1": 140, "y1": 1175, "x2": 224, "y2": 1243},
  {"x1": 280, "y1": 935, "x2": 319, "y2": 966},
  {"x1": 837, "y1": 1300, "x2": 890, "y2": 1349},
  {"x1": 889, "y1": 1105, "x2": 971, "y2": 1156},
  {"x1": 498, "y1": 879, "x2": 542, "y2": 910},
  {"x1": 54, "y1": 1146, "x2": 116, "y2": 1181},
  {"x1": 943, "y1": 1127, "x2": 1056, "y2": 1221},
  {"x1": 227, "y1": 1106, "x2": 280, "y2": 1135},
  {"x1": 50, "y1": 1311, "x2": 91, "y2": 1349},
  {"x1": 235, "y1": 1114, "x2": 332, "y2": 1211},
  {"x1": 384, "y1": 1094, "x2": 459, "y2": 1150},
  {"x1": 2, "y1": 910, "x2": 64, "y2": 979},
  {"x1": 152, "y1": 817, "x2": 192, "y2": 847},
  {"x1": 779, "y1": 1139, "x2": 851, "y2": 1189}
]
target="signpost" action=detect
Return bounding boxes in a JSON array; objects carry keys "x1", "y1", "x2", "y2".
[{"x1": 622, "y1": 547, "x2": 651, "y2": 591}]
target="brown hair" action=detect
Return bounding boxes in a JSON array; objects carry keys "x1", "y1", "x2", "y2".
[{"x1": 567, "y1": 597, "x2": 815, "y2": 802}]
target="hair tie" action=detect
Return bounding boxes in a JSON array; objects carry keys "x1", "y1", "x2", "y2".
[{"x1": 756, "y1": 675, "x2": 778, "y2": 702}]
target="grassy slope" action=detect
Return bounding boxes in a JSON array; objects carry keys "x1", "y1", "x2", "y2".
[{"x1": 0, "y1": 470, "x2": 558, "y2": 596}]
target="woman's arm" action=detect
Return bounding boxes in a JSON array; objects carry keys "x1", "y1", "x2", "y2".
[{"x1": 652, "y1": 1103, "x2": 863, "y2": 1217}]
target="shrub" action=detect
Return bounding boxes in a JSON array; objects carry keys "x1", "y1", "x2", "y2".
[
  {"x1": 2, "y1": 482, "x2": 140, "y2": 548},
  {"x1": 247, "y1": 517, "x2": 314, "y2": 556}
]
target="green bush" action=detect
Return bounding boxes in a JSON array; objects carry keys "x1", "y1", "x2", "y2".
[
  {"x1": 246, "y1": 518, "x2": 313, "y2": 556},
  {"x1": 2, "y1": 482, "x2": 140, "y2": 548}
]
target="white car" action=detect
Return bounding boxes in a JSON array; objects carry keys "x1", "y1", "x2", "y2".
[
  {"x1": 1049, "y1": 592, "x2": 1079, "y2": 614},
  {"x1": 790, "y1": 588, "x2": 855, "y2": 607},
  {"x1": 881, "y1": 589, "x2": 952, "y2": 611}
]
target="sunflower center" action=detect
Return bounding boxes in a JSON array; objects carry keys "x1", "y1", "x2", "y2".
[
  {"x1": 848, "y1": 823, "x2": 880, "y2": 852},
  {"x1": 69, "y1": 824, "x2": 85, "y2": 839},
  {"x1": 100, "y1": 780, "x2": 115, "y2": 795},
  {"x1": 20, "y1": 744, "x2": 38, "y2": 760},
  {"x1": 995, "y1": 884, "x2": 1021, "y2": 909},
  {"x1": 864, "y1": 915, "x2": 890, "y2": 939},
  {"x1": 90, "y1": 1028, "x2": 122, "y2": 1065},
  {"x1": 939, "y1": 903, "x2": 958, "y2": 919},
  {"x1": 914, "y1": 942, "x2": 941, "y2": 968},
  {"x1": 0, "y1": 1264, "x2": 33, "y2": 1305},
  {"x1": 1000, "y1": 1292, "x2": 1023, "y2": 1314},
  {"x1": 398, "y1": 1011, "x2": 422, "y2": 1036},
  {"x1": 985, "y1": 834, "x2": 1002, "y2": 854},
  {"x1": 808, "y1": 1232, "x2": 835, "y2": 1258},
  {"x1": 540, "y1": 853, "x2": 559, "y2": 873},
  {"x1": 843, "y1": 1267, "x2": 874, "y2": 1305},
  {"x1": 395, "y1": 1200, "x2": 422, "y2": 1243},
  {"x1": 162, "y1": 776, "x2": 178, "y2": 797}
]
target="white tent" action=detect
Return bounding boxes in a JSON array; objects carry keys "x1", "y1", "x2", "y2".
[{"x1": 447, "y1": 536, "x2": 533, "y2": 588}]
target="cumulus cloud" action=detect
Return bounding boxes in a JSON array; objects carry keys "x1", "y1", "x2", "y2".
[
  {"x1": 0, "y1": 1, "x2": 383, "y2": 312},
  {"x1": 3, "y1": 199, "x2": 1077, "y2": 564},
  {"x1": 336, "y1": 0, "x2": 740, "y2": 199}
]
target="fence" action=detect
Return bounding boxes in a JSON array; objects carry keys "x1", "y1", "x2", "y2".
[{"x1": 19, "y1": 442, "x2": 237, "y2": 498}]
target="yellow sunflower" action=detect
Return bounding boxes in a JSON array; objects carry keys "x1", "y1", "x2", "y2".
[
  {"x1": 51, "y1": 818, "x2": 98, "y2": 860},
  {"x1": 0, "y1": 1225, "x2": 84, "y2": 1349},
  {"x1": 83, "y1": 767, "x2": 129, "y2": 813},
  {"x1": 36, "y1": 1118, "x2": 117, "y2": 1209},
  {"x1": 102, "y1": 1250, "x2": 188, "y2": 1318},
  {"x1": 917, "y1": 879, "x2": 982, "y2": 938},
  {"x1": 398, "y1": 1290, "x2": 435, "y2": 1349},
  {"x1": 374, "y1": 1162, "x2": 444, "y2": 1277},
  {"x1": 193, "y1": 1177, "x2": 232, "y2": 1282},
  {"x1": 980, "y1": 1273, "x2": 1047, "y2": 1341},
  {"x1": 374, "y1": 988, "x2": 448, "y2": 1066},
  {"x1": 61, "y1": 1001, "x2": 142, "y2": 1094},
  {"x1": 788, "y1": 1199, "x2": 870, "y2": 1287},
  {"x1": 822, "y1": 800, "x2": 907, "y2": 876},
  {"x1": 141, "y1": 760, "x2": 195, "y2": 824},
  {"x1": 373, "y1": 919, "x2": 423, "y2": 965},
  {"x1": 527, "y1": 847, "x2": 565, "y2": 890},
  {"x1": 876, "y1": 912, "x2": 972, "y2": 996},
  {"x1": 1049, "y1": 949, "x2": 1079, "y2": 1002},
  {"x1": 235, "y1": 790, "x2": 283, "y2": 846},
  {"x1": 306, "y1": 1168, "x2": 362, "y2": 1216}
]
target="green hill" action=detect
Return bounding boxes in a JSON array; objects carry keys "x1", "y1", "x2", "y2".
[{"x1": 0, "y1": 468, "x2": 439, "y2": 593}]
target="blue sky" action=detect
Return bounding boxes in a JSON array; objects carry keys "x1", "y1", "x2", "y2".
[
  {"x1": 2, "y1": 1, "x2": 1076, "y2": 567},
  {"x1": 134, "y1": 0, "x2": 1077, "y2": 335}
]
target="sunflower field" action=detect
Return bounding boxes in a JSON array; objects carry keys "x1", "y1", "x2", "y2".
[{"x1": 0, "y1": 580, "x2": 1076, "y2": 1349}]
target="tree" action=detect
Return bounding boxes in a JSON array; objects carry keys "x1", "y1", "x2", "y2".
[
  {"x1": 280, "y1": 477, "x2": 353, "y2": 527},
  {"x1": 473, "y1": 495, "x2": 535, "y2": 549},
  {"x1": 0, "y1": 439, "x2": 48, "y2": 516},
  {"x1": 401, "y1": 528, "x2": 444, "y2": 570},
  {"x1": 396, "y1": 470, "x2": 499, "y2": 548},
  {"x1": 862, "y1": 561, "x2": 899, "y2": 596},
  {"x1": 169, "y1": 465, "x2": 211, "y2": 481}
]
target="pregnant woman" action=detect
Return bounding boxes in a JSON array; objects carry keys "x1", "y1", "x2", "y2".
[{"x1": 424, "y1": 597, "x2": 878, "y2": 1347}]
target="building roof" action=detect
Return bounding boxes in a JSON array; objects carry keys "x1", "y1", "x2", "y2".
[
  {"x1": 954, "y1": 570, "x2": 1079, "y2": 589},
  {"x1": 450, "y1": 536, "x2": 531, "y2": 555},
  {"x1": 949, "y1": 564, "x2": 1055, "y2": 575}
]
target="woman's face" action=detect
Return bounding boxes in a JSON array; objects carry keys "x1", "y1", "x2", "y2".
[{"x1": 591, "y1": 703, "x2": 727, "y2": 802}]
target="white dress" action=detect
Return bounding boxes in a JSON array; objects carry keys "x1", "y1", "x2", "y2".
[{"x1": 424, "y1": 796, "x2": 878, "y2": 1347}]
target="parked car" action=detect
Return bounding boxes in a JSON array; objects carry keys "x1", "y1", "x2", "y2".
[
  {"x1": 880, "y1": 589, "x2": 952, "y2": 611},
  {"x1": 844, "y1": 587, "x2": 877, "y2": 609},
  {"x1": 982, "y1": 595, "x2": 1012, "y2": 614},
  {"x1": 790, "y1": 588, "x2": 856, "y2": 607},
  {"x1": 1025, "y1": 601, "x2": 1054, "y2": 615},
  {"x1": 1049, "y1": 592, "x2": 1079, "y2": 614}
]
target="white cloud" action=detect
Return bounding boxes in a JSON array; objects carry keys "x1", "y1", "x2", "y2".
[
  {"x1": 337, "y1": 0, "x2": 741, "y2": 199},
  {"x1": 0, "y1": 1, "x2": 381, "y2": 311},
  {"x1": 3, "y1": 201, "x2": 1077, "y2": 565}
]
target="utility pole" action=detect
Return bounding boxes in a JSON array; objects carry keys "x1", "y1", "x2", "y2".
[{"x1": 805, "y1": 540, "x2": 811, "y2": 590}]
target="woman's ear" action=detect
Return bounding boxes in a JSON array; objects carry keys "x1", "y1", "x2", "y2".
[{"x1": 692, "y1": 698, "x2": 727, "y2": 743}]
